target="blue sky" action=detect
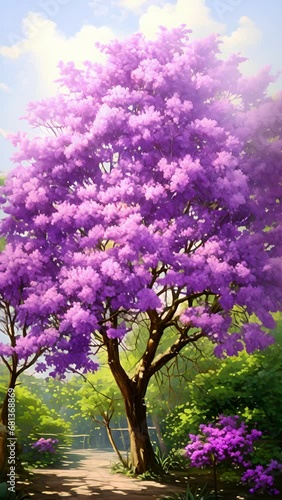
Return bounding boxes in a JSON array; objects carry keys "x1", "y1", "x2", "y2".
[{"x1": 0, "y1": 0, "x2": 281, "y2": 173}]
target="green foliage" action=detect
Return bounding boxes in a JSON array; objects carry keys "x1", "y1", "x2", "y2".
[
  {"x1": 78, "y1": 365, "x2": 124, "y2": 424},
  {"x1": 111, "y1": 460, "x2": 135, "y2": 476},
  {"x1": 19, "y1": 374, "x2": 93, "y2": 438},
  {"x1": 12, "y1": 381, "x2": 73, "y2": 468},
  {"x1": 15, "y1": 385, "x2": 71, "y2": 449},
  {"x1": 111, "y1": 447, "x2": 186, "y2": 481},
  {"x1": 21, "y1": 444, "x2": 65, "y2": 469},
  {"x1": 146, "y1": 338, "x2": 215, "y2": 419},
  {"x1": 40, "y1": 376, "x2": 93, "y2": 436},
  {"x1": 0, "y1": 237, "x2": 6, "y2": 251},
  {"x1": 0, "y1": 382, "x2": 8, "y2": 410},
  {"x1": 153, "y1": 446, "x2": 184, "y2": 473},
  {"x1": 160, "y1": 484, "x2": 222, "y2": 500},
  {"x1": 22, "y1": 449, "x2": 55, "y2": 469},
  {"x1": 0, "y1": 481, "x2": 31, "y2": 499},
  {"x1": 111, "y1": 459, "x2": 165, "y2": 481},
  {"x1": 163, "y1": 327, "x2": 282, "y2": 464},
  {"x1": 0, "y1": 483, "x2": 9, "y2": 498},
  {"x1": 136, "y1": 469, "x2": 161, "y2": 480}
]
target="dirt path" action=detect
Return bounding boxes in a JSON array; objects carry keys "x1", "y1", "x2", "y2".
[{"x1": 19, "y1": 450, "x2": 186, "y2": 499}]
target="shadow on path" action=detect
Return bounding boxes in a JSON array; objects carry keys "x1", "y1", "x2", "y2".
[{"x1": 21, "y1": 450, "x2": 186, "y2": 499}]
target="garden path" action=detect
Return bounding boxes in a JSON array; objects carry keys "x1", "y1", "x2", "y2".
[{"x1": 19, "y1": 450, "x2": 186, "y2": 499}]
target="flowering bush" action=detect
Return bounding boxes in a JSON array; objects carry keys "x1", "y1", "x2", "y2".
[
  {"x1": 31, "y1": 437, "x2": 58, "y2": 454},
  {"x1": 185, "y1": 416, "x2": 282, "y2": 496},
  {"x1": 22, "y1": 437, "x2": 61, "y2": 468},
  {"x1": 241, "y1": 461, "x2": 282, "y2": 496},
  {"x1": 185, "y1": 415, "x2": 261, "y2": 467}
]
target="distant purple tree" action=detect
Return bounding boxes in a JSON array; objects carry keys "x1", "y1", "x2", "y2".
[{"x1": 1, "y1": 26, "x2": 282, "y2": 473}]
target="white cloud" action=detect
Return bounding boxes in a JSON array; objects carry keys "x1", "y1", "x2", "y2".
[
  {"x1": 138, "y1": 1, "x2": 262, "y2": 76},
  {"x1": 0, "y1": 83, "x2": 11, "y2": 93},
  {"x1": 139, "y1": 0, "x2": 225, "y2": 39},
  {"x1": 222, "y1": 16, "x2": 261, "y2": 56},
  {"x1": 0, "y1": 45, "x2": 22, "y2": 59},
  {"x1": 219, "y1": 16, "x2": 262, "y2": 78},
  {"x1": 0, "y1": 12, "x2": 114, "y2": 95},
  {"x1": 0, "y1": 3, "x2": 263, "y2": 99}
]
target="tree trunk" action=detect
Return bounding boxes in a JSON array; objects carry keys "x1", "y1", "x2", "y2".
[
  {"x1": 105, "y1": 421, "x2": 127, "y2": 467},
  {"x1": 152, "y1": 415, "x2": 167, "y2": 455},
  {"x1": 118, "y1": 421, "x2": 127, "y2": 452},
  {"x1": 105, "y1": 336, "x2": 161, "y2": 475},
  {"x1": 124, "y1": 393, "x2": 160, "y2": 474}
]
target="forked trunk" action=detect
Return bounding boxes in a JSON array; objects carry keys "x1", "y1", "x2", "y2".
[
  {"x1": 105, "y1": 421, "x2": 127, "y2": 467},
  {"x1": 106, "y1": 336, "x2": 162, "y2": 475}
]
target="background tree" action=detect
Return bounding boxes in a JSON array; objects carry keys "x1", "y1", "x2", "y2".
[
  {"x1": 0, "y1": 244, "x2": 63, "y2": 475},
  {"x1": 78, "y1": 366, "x2": 127, "y2": 463},
  {"x1": 1, "y1": 26, "x2": 282, "y2": 473}
]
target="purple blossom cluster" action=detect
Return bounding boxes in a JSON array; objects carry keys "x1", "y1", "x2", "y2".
[
  {"x1": 185, "y1": 416, "x2": 282, "y2": 495},
  {"x1": 185, "y1": 415, "x2": 261, "y2": 467},
  {"x1": 0, "y1": 26, "x2": 281, "y2": 375},
  {"x1": 31, "y1": 437, "x2": 58, "y2": 454},
  {"x1": 242, "y1": 461, "x2": 282, "y2": 495}
]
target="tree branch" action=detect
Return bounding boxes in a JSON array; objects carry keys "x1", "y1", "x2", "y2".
[
  {"x1": 148, "y1": 329, "x2": 204, "y2": 378},
  {"x1": 69, "y1": 368, "x2": 114, "y2": 403},
  {"x1": 0, "y1": 356, "x2": 12, "y2": 373},
  {"x1": 103, "y1": 331, "x2": 132, "y2": 398}
]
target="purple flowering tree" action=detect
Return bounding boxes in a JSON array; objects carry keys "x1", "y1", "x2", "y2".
[
  {"x1": 0, "y1": 243, "x2": 63, "y2": 473},
  {"x1": 1, "y1": 26, "x2": 282, "y2": 473}
]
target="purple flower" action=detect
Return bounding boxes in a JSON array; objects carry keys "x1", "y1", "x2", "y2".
[
  {"x1": 185, "y1": 416, "x2": 281, "y2": 495},
  {"x1": 242, "y1": 461, "x2": 282, "y2": 495},
  {"x1": 31, "y1": 438, "x2": 58, "y2": 454}
]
